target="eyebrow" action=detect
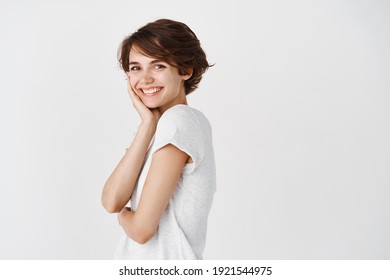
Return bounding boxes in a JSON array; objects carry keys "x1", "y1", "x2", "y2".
[{"x1": 128, "y1": 59, "x2": 166, "y2": 66}]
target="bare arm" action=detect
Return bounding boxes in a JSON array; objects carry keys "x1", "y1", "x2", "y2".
[
  {"x1": 101, "y1": 78, "x2": 161, "y2": 213},
  {"x1": 118, "y1": 144, "x2": 189, "y2": 244},
  {"x1": 101, "y1": 123, "x2": 155, "y2": 213}
]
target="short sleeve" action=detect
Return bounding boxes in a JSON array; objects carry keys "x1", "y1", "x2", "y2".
[{"x1": 151, "y1": 105, "x2": 205, "y2": 174}]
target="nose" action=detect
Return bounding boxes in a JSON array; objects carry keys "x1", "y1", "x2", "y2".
[{"x1": 139, "y1": 69, "x2": 154, "y2": 84}]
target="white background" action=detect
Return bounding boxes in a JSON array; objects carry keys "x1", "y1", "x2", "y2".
[{"x1": 1, "y1": 0, "x2": 389, "y2": 259}]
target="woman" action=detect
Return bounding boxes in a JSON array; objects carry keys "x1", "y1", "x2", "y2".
[{"x1": 101, "y1": 19, "x2": 216, "y2": 259}]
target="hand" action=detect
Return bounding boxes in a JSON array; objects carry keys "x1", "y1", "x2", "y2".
[{"x1": 127, "y1": 77, "x2": 161, "y2": 126}]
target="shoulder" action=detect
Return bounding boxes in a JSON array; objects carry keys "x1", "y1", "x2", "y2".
[
  {"x1": 160, "y1": 104, "x2": 206, "y2": 122},
  {"x1": 158, "y1": 104, "x2": 210, "y2": 132},
  {"x1": 153, "y1": 105, "x2": 212, "y2": 169}
]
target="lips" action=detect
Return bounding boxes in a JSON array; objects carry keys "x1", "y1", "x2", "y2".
[{"x1": 141, "y1": 87, "x2": 163, "y2": 95}]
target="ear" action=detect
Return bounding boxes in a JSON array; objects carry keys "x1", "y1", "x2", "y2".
[{"x1": 182, "y1": 68, "x2": 193, "y2": 80}]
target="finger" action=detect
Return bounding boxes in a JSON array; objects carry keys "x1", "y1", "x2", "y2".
[
  {"x1": 128, "y1": 87, "x2": 141, "y2": 104},
  {"x1": 126, "y1": 78, "x2": 138, "y2": 101}
]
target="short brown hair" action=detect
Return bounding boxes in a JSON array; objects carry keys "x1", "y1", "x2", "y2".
[{"x1": 118, "y1": 19, "x2": 212, "y2": 95}]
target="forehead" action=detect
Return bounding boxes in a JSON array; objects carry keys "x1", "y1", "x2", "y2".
[{"x1": 129, "y1": 47, "x2": 158, "y2": 63}]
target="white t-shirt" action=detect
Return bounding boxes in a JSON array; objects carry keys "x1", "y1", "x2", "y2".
[{"x1": 114, "y1": 104, "x2": 216, "y2": 259}]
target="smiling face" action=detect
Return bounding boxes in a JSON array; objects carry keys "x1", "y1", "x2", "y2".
[{"x1": 127, "y1": 47, "x2": 191, "y2": 113}]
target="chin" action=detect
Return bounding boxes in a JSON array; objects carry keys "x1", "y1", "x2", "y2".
[{"x1": 144, "y1": 103, "x2": 160, "y2": 109}]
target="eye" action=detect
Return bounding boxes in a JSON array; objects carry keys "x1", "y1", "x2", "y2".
[
  {"x1": 154, "y1": 64, "x2": 166, "y2": 70},
  {"x1": 129, "y1": 65, "x2": 140, "y2": 71}
]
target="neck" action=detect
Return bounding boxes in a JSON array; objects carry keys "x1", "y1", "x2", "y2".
[{"x1": 158, "y1": 90, "x2": 188, "y2": 115}]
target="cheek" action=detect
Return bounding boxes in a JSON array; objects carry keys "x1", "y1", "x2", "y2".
[
  {"x1": 128, "y1": 75, "x2": 139, "y2": 89},
  {"x1": 165, "y1": 74, "x2": 181, "y2": 87}
]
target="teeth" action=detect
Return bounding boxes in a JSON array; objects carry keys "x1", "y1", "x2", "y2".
[{"x1": 142, "y1": 87, "x2": 161, "y2": 94}]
